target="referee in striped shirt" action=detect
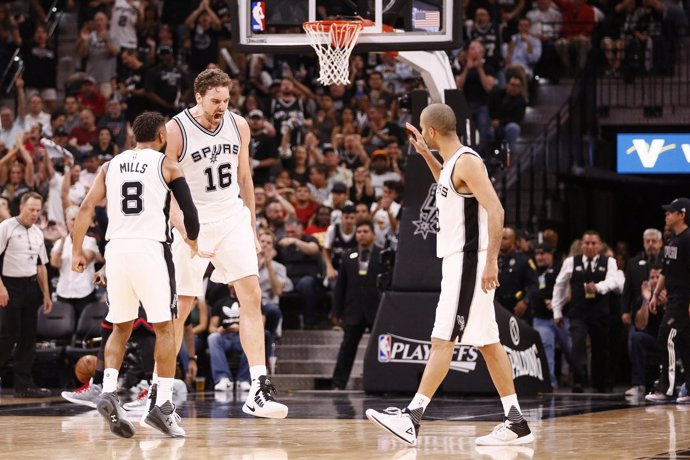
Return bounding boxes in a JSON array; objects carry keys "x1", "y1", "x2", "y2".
[{"x1": 0, "y1": 192, "x2": 53, "y2": 397}]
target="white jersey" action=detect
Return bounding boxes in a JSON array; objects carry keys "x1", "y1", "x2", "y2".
[
  {"x1": 105, "y1": 148, "x2": 172, "y2": 242},
  {"x1": 110, "y1": 0, "x2": 139, "y2": 49},
  {"x1": 436, "y1": 146, "x2": 489, "y2": 258},
  {"x1": 172, "y1": 109, "x2": 244, "y2": 223}
]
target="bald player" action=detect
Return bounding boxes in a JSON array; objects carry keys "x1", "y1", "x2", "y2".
[{"x1": 365, "y1": 103, "x2": 534, "y2": 446}]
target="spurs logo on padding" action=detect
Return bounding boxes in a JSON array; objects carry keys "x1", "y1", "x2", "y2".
[{"x1": 412, "y1": 184, "x2": 439, "y2": 240}]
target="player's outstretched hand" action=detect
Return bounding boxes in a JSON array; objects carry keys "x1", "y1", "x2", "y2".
[
  {"x1": 72, "y1": 253, "x2": 87, "y2": 273},
  {"x1": 406, "y1": 122, "x2": 432, "y2": 157}
]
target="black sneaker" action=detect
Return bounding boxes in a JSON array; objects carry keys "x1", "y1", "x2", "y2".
[{"x1": 97, "y1": 392, "x2": 136, "y2": 438}]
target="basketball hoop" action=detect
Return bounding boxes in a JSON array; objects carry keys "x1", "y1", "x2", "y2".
[{"x1": 303, "y1": 19, "x2": 367, "y2": 86}]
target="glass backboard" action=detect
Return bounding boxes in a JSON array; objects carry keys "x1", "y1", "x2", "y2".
[{"x1": 229, "y1": 0, "x2": 462, "y2": 54}]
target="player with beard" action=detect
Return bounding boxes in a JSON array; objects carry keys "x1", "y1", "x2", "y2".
[{"x1": 140, "y1": 69, "x2": 288, "y2": 422}]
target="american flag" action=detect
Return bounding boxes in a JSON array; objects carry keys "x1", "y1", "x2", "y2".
[{"x1": 414, "y1": 10, "x2": 441, "y2": 29}]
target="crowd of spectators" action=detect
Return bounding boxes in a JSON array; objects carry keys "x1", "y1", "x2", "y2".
[{"x1": 0, "y1": 0, "x2": 687, "y2": 394}]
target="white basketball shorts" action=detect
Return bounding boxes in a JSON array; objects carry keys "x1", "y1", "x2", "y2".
[
  {"x1": 105, "y1": 239, "x2": 176, "y2": 324},
  {"x1": 172, "y1": 206, "x2": 259, "y2": 297},
  {"x1": 430, "y1": 250, "x2": 500, "y2": 347}
]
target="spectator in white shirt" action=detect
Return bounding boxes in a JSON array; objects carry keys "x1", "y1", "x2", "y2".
[
  {"x1": 50, "y1": 205, "x2": 103, "y2": 319},
  {"x1": 24, "y1": 94, "x2": 52, "y2": 137}
]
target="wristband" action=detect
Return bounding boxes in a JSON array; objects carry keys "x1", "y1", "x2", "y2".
[{"x1": 189, "y1": 355, "x2": 197, "y2": 361}]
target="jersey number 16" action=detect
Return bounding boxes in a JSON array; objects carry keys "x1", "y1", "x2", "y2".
[{"x1": 204, "y1": 163, "x2": 232, "y2": 192}]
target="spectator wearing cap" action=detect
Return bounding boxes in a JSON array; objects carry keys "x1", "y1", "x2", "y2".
[
  {"x1": 248, "y1": 109, "x2": 279, "y2": 186},
  {"x1": 323, "y1": 204, "x2": 358, "y2": 289},
  {"x1": 0, "y1": 77, "x2": 26, "y2": 148},
  {"x1": 497, "y1": 227, "x2": 539, "y2": 322},
  {"x1": 323, "y1": 145, "x2": 353, "y2": 189},
  {"x1": 646, "y1": 198, "x2": 690, "y2": 403},
  {"x1": 76, "y1": 77, "x2": 106, "y2": 118},
  {"x1": 76, "y1": 12, "x2": 119, "y2": 98},
  {"x1": 185, "y1": 0, "x2": 222, "y2": 73},
  {"x1": 145, "y1": 45, "x2": 191, "y2": 117},
  {"x1": 68, "y1": 108, "x2": 98, "y2": 155},
  {"x1": 370, "y1": 180, "x2": 402, "y2": 248},
  {"x1": 531, "y1": 243, "x2": 571, "y2": 389},
  {"x1": 0, "y1": 192, "x2": 53, "y2": 398},
  {"x1": 23, "y1": 25, "x2": 57, "y2": 114},
  {"x1": 323, "y1": 182, "x2": 354, "y2": 225},
  {"x1": 24, "y1": 94, "x2": 52, "y2": 138},
  {"x1": 552, "y1": 230, "x2": 622, "y2": 393},
  {"x1": 369, "y1": 149, "x2": 402, "y2": 198}
]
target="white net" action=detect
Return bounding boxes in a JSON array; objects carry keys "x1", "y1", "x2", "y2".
[{"x1": 303, "y1": 21, "x2": 364, "y2": 86}]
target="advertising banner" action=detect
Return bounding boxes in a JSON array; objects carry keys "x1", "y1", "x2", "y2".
[
  {"x1": 364, "y1": 291, "x2": 551, "y2": 395},
  {"x1": 617, "y1": 133, "x2": 690, "y2": 174}
]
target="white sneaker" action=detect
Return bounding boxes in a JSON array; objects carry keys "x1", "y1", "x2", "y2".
[
  {"x1": 144, "y1": 400, "x2": 185, "y2": 438},
  {"x1": 123, "y1": 388, "x2": 149, "y2": 413},
  {"x1": 214, "y1": 377, "x2": 233, "y2": 392},
  {"x1": 625, "y1": 385, "x2": 646, "y2": 397},
  {"x1": 242, "y1": 376, "x2": 288, "y2": 419},
  {"x1": 61, "y1": 381, "x2": 102, "y2": 409},
  {"x1": 238, "y1": 381, "x2": 251, "y2": 392},
  {"x1": 129, "y1": 379, "x2": 150, "y2": 394},
  {"x1": 365, "y1": 407, "x2": 419, "y2": 446},
  {"x1": 475, "y1": 419, "x2": 535, "y2": 446},
  {"x1": 139, "y1": 383, "x2": 157, "y2": 428}
]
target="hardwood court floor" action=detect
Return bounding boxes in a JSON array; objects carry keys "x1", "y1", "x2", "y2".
[{"x1": 0, "y1": 391, "x2": 688, "y2": 459}]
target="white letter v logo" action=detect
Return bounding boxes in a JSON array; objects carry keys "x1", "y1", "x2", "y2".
[{"x1": 632, "y1": 139, "x2": 665, "y2": 168}]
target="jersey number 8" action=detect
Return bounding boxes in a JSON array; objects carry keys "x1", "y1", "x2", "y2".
[{"x1": 121, "y1": 181, "x2": 143, "y2": 215}]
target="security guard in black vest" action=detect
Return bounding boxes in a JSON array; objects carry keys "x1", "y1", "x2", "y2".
[
  {"x1": 0, "y1": 192, "x2": 53, "y2": 397},
  {"x1": 497, "y1": 227, "x2": 538, "y2": 322},
  {"x1": 552, "y1": 230, "x2": 621, "y2": 393}
]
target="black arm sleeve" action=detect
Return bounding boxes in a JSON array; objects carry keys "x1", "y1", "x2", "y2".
[{"x1": 168, "y1": 177, "x2": 200, "y2": 241}]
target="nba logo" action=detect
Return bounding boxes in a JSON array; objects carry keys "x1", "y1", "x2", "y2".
[
  {"x1": 251, "y1": 2, "x2": 266, "y2": 33},
  {"x1": 378, "y1": 334, "x2": 391, "y2": 363}
]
